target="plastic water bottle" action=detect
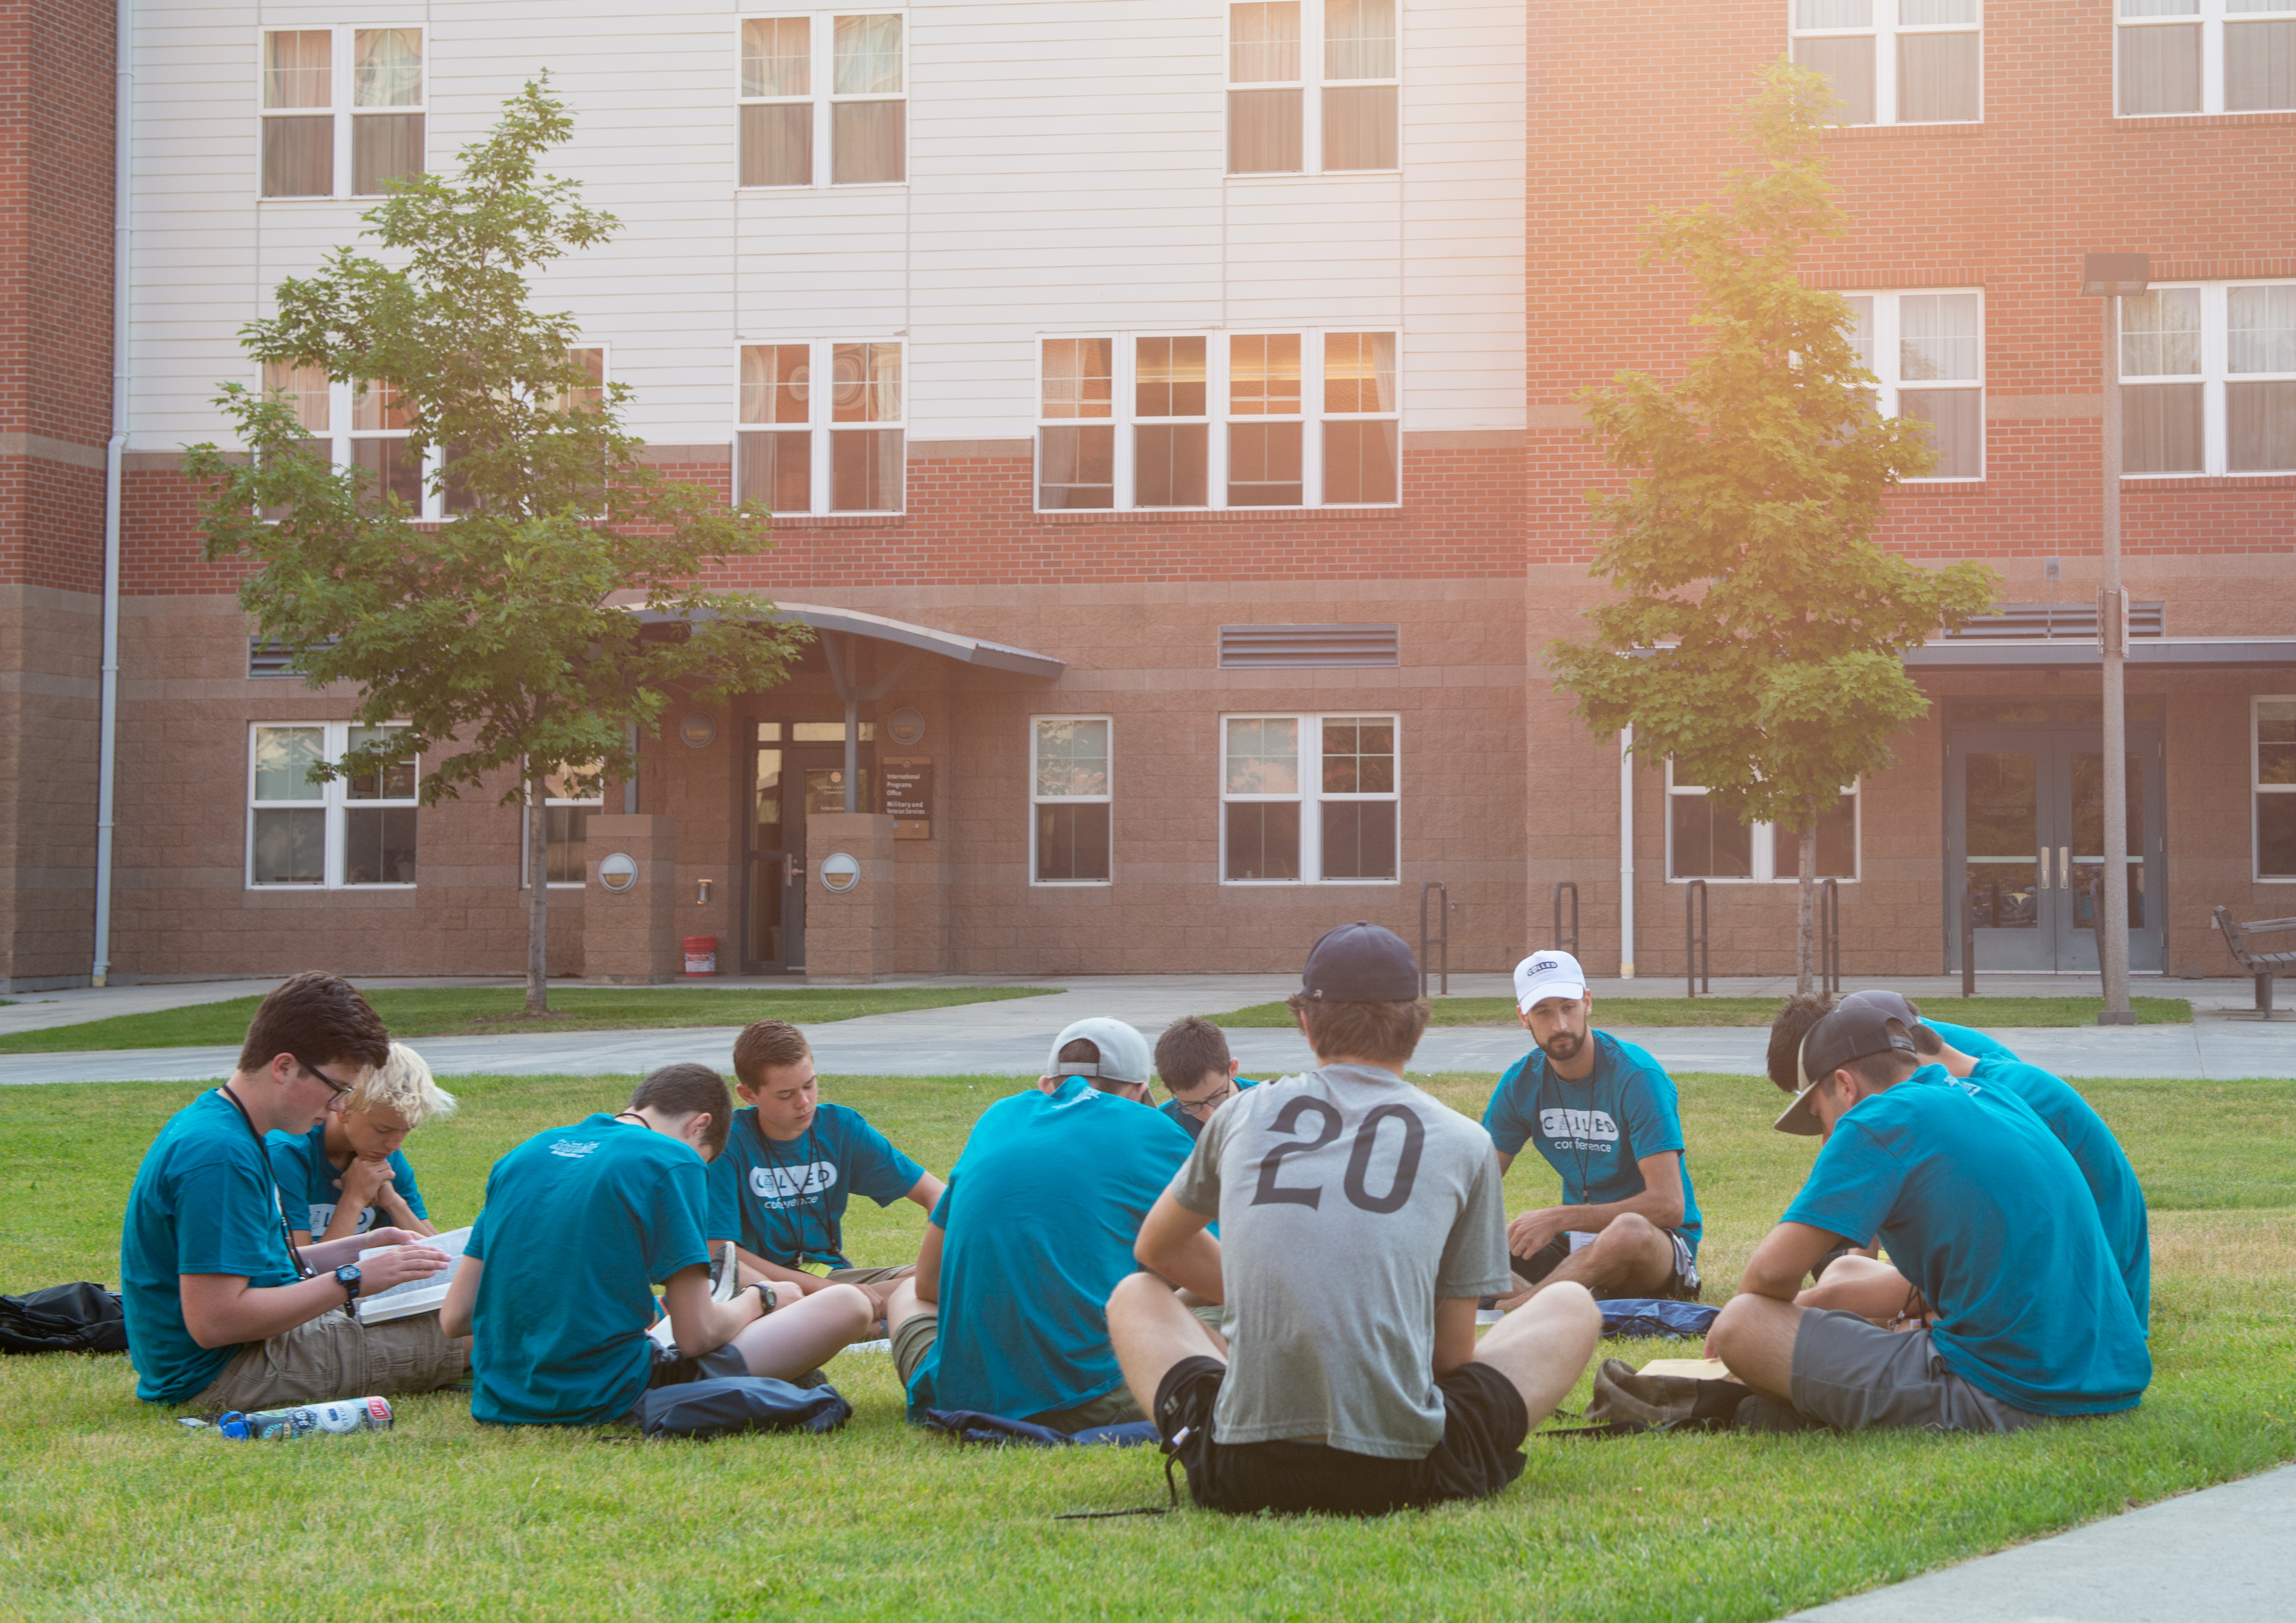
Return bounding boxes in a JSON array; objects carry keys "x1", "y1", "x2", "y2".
[{"x1": 218, "y1": 1396, "x2": 393, "y2": 1439}]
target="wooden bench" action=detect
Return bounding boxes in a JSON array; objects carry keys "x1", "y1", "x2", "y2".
[{"x1": 2212, "y1": 907, "x2": 2296, "y2": 1019}]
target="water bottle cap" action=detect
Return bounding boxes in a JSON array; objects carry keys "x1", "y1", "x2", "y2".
[{"x1": 218, "y1": 1413, "x2": 250, "y2": 1439}]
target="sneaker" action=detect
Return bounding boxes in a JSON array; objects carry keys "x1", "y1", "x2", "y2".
[{"x1": 1584, "y1": 1357, "x2": 1748, "y2": 1433}]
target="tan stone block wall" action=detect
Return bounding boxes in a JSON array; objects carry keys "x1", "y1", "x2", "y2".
[
  {"x1": 581, "y1": 815, "x2": 677, "y2": 983},
  {"x1": 803, "y1": 813, "x2": 896, "y2": 982}
]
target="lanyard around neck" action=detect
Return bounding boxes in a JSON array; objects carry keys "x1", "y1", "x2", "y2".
[{"x1": 215, "y1": 1086, "x2": 313, "y2": 1280}]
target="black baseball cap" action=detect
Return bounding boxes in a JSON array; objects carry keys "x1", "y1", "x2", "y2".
[
  {"x1": 1774, "y1": 1006, "x2": 1917, "y2": 1136},
  {"x1": 1301, "y1": 921, "x2": 1420, "y2": 1002}
]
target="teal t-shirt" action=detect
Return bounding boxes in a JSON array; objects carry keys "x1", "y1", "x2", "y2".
[
  {"x1": 120, "y1": 1090, "x2": 303, "y2": 1404},
  {"x1": 1480, "y1": 1032, "x2": 1703, "y2": 1252},
  {"x1": 907, "y1": 1078, "x2": 1193, "y2": 1423},
  {"x1": 465, "y1": 1115, "x2": 712, "y2": 1426},
  {"x1": 1923, "y1": 1019, "x2": 2017, "y2": 1063},
  {"x1": 706, "y1": 1102, "x2": 923, "y2": 1269},
  {"x1": 1968, "y1": 1057, "x2": 2151, "y2": 1329},
  {"x1": 1782, "y1": 1068, "x2": 2151, "y2": 1417},
  {"x1": 265, "y1": 1123, "x2": 428, "y2": 1237}
]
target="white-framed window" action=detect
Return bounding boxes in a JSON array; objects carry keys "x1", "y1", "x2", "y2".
[
  {"x1": 1221, "y1": 714, "x2": 1398, "y2": 884},
  {"x1": 1844, "y1": 290, "x2": 1984, "y2": 479},
  {"x1": 736, "y1": 340, "x2": 904, "y2": 514},
  {"x1": 1666, "y1": 764, "x2": 1859, "y2": 882},
  {"x1": 2258, "y1": 697, "x2": 2296, "y2": 879},
  {"x1": 2119, "y1": 283, "x2": 2296, "y2": 476},
  {"x1": 261, "y1": 348, "x2": 607, "y2": 518},
  {"x1": 1228, "y1": 0, "x2": 1399, "y2": 175},
  {"x1": 258, "y1": 25, "x2": 426, "y2": 200},
  {"x1": 1790, "y1": 0, "x2": 1981, "y2": 126},
  {"x1": 2117, "y1": 0, "x2": 2296, "y2": 117},
  {"x1": 738, "y1": 12, "x2": 905, "y2": 187},
  {"x1": 1031, "y1": 718, "x2": 1112, "y2": 885},
  {"x1": 1035, "y1": 331, "x2": 1397, "y2": 512},
  {"x1": 248, "y1": 723, "x2": 418, "y2": 888}
]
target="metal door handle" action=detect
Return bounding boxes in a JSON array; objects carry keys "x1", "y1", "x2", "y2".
[
  {"x1": 2038, "y1": 848, "x2": 2051, "y2": 890},
  {"x1": 2060, "y1": 846, "x2": 2070, "y2": 884}
]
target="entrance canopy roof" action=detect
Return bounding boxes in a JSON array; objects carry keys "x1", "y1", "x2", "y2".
[
  {"x1": 1904, "y1": 636, "x2": 2296, "y2": 671},
  {"x1": 624, "y1": 595, "x2": 1065, "y2": 679}
]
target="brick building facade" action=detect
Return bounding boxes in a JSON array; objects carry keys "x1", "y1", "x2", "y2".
[{"x1": 0, "y1": 1, "x2": 2288, "y2": 990}]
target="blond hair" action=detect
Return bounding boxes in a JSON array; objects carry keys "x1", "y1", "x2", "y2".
[{"x1": 346, "y1": 1041, "x2": 459, "y2": 1127}]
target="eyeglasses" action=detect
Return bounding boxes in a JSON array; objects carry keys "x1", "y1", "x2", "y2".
[
  {"x1": 300, "y1": 1062, "x2": 357, "y2": 1108},
  {"x1": 1174, "y1": 1081, "x2": 1236, "y2": 1118}
]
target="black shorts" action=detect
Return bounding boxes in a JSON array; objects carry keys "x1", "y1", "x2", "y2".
[
  {"x1": 1151, "y1": 1356, "x2": 1529, "y2": 1517},
  {"x1": 1512, "y1": 1228, "x2": 1703, "y2": 1301}
]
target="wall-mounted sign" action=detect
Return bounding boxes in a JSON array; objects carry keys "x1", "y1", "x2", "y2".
[
  {"x1": 679, "y1": 711, "x2": 718, "y2": 750},
  {"x1": 598, "y1": 852, "x2": 638, "y2": 892},
  {"x1": 819, "y1": 851, "x2": 862, "y2": 893},
  {"x1": 883, "y1": 756, "x2": 932, "y2": 839},
  {"x1": 887, "y1": 707, "x2": 927, "y2": 746}
]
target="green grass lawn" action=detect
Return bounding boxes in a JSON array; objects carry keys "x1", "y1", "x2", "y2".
[
  {"x1": 0, "y1": 985, "x2": 1058, "y2": 1055},
  {"x1": 1209, "y1": 995, "x2": 2194, "y2": 1029},
  {"x1": 2, "y1": 1068, "x2": 2291, "y2": 1621}
]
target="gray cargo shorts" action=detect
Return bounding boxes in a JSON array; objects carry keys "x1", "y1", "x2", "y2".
[{"x1": 1789, "y1": 1307, "x2": 2043, "y2": 1434}]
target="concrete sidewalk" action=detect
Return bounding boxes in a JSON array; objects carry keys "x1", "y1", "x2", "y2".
[
  {"x1": 0, "y1": 974, "x2": 2288, "y2": 1084},
  {"x1": 1785, "y1": 1462, "x2": 2296, "y2": 1621}
]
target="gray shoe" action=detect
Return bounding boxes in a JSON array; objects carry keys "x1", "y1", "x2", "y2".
[{"x1": 1584, "y1": 1357, "x2": 1750, "y2": 1433}]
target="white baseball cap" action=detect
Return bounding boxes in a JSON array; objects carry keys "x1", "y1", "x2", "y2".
[
  {"x1": 1044, "y1": 1017, "x2": 1153, "y2": 1086},
  {"x1": 1513, "y1": 950, "x2": 1589, "y2": 1013}
]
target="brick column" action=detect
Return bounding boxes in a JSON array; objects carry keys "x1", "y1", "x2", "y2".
[
  {"x1": 803, "y1": 812, "x2": 896, "y2": 983},
  {"x1": 582, "y1": 815, "x2": 678, "y2": 984}
]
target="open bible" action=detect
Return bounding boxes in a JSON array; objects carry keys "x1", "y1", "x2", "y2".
[{"x1": 352, "y1": 1226, "x2": 474, "y2": 1325}]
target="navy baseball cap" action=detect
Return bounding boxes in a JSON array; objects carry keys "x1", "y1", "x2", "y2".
[{"x1": 1302, "y1": 922, "x2": 1420, "y2": 1002}]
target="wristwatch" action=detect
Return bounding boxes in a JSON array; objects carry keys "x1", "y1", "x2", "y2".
[
  {"x1": 752, "y1": 1282, "x2": 778, "y2": 1315},
  {"x1": 334, "y1": 1264, "x2": 363, "y2": 1301}
]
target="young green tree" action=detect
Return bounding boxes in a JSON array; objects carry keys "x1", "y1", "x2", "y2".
[
  {"x1": 1549, "y1": 63, "x2": 1999, "y2": 992},
  {"x1": 187, "y1": 81, "x2": 806, "y2": 1013}
]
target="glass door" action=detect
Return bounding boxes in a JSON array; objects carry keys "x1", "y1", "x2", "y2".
[
  {"x1": 741, "y1": 726, "x2": 877, "y2": 973},
  {"x1": 1950, "y1": 732, "x2": 2059, "y2": 971},
  {"x1": 2057, "y1": 742, "x2": 2164, "y2": 974}
]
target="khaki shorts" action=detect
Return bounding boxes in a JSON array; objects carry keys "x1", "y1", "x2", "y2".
[
  {"x1": 889, "y1": 1301, "x2": 1221, "y2": 1432},
  {"x1": 825, "y1": 1264, "x2": 914, "y2": 1289},
  {"x1": 188, "y1": 1309, "x2": 467, "y2": 1414}
]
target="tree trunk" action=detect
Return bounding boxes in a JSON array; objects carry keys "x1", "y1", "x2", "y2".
[
  {"x1": 1796, "y1": 820, "x2": 1818, "y2": 996},
  {"x1": 526, "y1": 772, "x2": 550, "y2": 1014}
]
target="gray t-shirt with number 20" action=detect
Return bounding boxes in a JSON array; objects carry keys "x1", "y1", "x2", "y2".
[{"x1": 1169, "y1": 1063, "x2": 1513, "y2": 1460}]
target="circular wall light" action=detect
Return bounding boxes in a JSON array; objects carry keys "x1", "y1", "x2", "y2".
[
  {"x1": 887, "y1": 707, "x2": 927, "y2": 747},
  {"x1": 679, "y1": 711, "x2": 718, "y2": 750},
  {"x1": 597, "y1": 852, "x2": 639, "y2": 893},
  {"x1": 819, "y1": 851, "x2": 862, "y2": 893}
]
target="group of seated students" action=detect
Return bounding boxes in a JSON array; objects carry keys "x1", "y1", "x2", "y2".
[{"x1": 120, "y1": 935, "x2": 2153, "y2": 1518}]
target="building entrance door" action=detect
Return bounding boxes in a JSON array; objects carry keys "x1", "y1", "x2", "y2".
[
  {"x1": 742, "y1": 726, "x2": 874, "y2": 973},
  {"x1": 1944, "y1": 700, "x2": 2165, "y2": 975}
]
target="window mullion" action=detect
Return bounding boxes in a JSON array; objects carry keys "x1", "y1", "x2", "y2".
[
  {"x1": 815, "y1": 16, "x2": 832, "y2": 188},
  {"x1": 1208, "y1": 334, "x2": 1231, "y2": 509},
  {"x1": 2205, "y1": 283, "x2": 2227, "y2": 476},
  {"x1": 1114, "y1": 335, "x2": 1137, "y2": 510},
  {"x1": 2204, "y1": 2, "x2": 2224, "y2": 115},
  {"x1": 1302, "y1": 331, "x2": 1324, "y2": 506},
  {"x1": 1875, "y1": 21, "x2": 1897, "y2": 126},
  {"x1": 1300, "y1": 714, "x2": 1323, "y2": 881},
  {"x1": 811, "y1": 338, "x2": 832, "y2": 514},
  {"x1": 1303, "y1": 0, "x2": 1326, "y2": 172}
]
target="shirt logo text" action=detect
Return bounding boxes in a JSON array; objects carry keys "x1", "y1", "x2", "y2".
[
  {"x1": 749, "y1": 1162, "x2": 838, "y2": 1206},
  {"x1": 1538, "y1": 1108, "x2": 1619, "y2": 1144}
]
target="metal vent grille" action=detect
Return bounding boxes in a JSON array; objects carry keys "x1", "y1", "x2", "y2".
[
  {"x1": 1218, "y1": 623, "x2": 1400, "y2": 669},
  {"x1": 248, "y1": 638, "x2": 337, "y2": 678},
  {"x1": 1945, "y1": 602, "x2": 2164, "y2": 641}
]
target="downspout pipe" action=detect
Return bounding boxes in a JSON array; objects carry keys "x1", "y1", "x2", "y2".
[
  {"x1": 1617, "y1": 725, "x2": 1635, "y2": 980},
  {"x1": 92, "y1": 0, "x2": 133, "y2": 988}
]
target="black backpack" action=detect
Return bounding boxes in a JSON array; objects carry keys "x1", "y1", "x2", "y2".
[{"x1": 0, "y1": 1282, "x2": 129, "y2": 1355}]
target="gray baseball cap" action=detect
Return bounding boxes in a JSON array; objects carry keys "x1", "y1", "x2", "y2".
[{"x1": 1045, "y1": 1017, "x2": 1153, "y2": 1086}]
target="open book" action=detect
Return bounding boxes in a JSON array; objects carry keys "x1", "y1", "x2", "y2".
[
  {"x1": 645, "y1": 1241, "x2": 741, "y2": 1354},
  {"x1": 353, "y1": 1227, "x2": 473, "y2": 1325}
]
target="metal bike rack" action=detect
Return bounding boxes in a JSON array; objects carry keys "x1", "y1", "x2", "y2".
[
  {"x1": 1685, "y1": 878, "x2": 1710, "y2": 998},
  {"x1": 1419, "y1": 879, "x2": 1450, "y2": 998},
  {"x1": 1552, "y1": 881, "x2": 1579, "y2": 957}
]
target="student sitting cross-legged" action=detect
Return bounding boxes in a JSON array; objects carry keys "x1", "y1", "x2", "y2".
[
  {"x1": 1709, "y1": 1005, "x2": 2151, "y2": 1434},
  {"x1": 708, "y1": 1020, "x2": 944, "y2": 1328},
  {"x1": 120, "y1": 973, "x2": 467, "y2": 1411},
  {"x1": 269, "y1": 1041, "x2": 453, "y2": 1247},
  {"x1": 884, "y1": 1018, "x2": 1193, "y2": 1432},
  {"x1": 1767, "y1": 991, "x2": 2150, "y2": 1331},
  {"x1": 1153, "y1": 1016, "x2": 1257, "y2": 1142},
  {"x1": 1110, "y1": 923, "x2": 1603, "y2": 1518},
  {"x1": 1480, "y1": 950, "x2": 1705, "y2": 1307},
  {"x1": 441, "y1": 1064, "x2": 872, "y2": 1426}
]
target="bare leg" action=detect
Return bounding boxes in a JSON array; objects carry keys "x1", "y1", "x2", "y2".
[
  {"x1": 1107, "y1": 1271, "x2": 1226, "y2": 1419},
  {"x1": 1504, "y1": 1213, "x2": 1677, "y2": 1307},
  {"x1": 883, "y1": 1276, "x2": 929, "y2": 1338},
  {"x1": 728, "y1": 1282, "x2": 875, "y2": 1379},
  {"x1": 1471, "y1": 1280, "x2": 1600, "y2": 1422},
  {"x1": 1706, "y1": 1293, "x2": 1805, "y2": 1405},
  {"x1": 1796, "y1": 1254, "x2": 1922, "y2": 1322}
]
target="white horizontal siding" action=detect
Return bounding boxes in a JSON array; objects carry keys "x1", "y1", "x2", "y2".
[{"x1": 128, "y1": 0, "x2": 1524, "y2": 450}]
